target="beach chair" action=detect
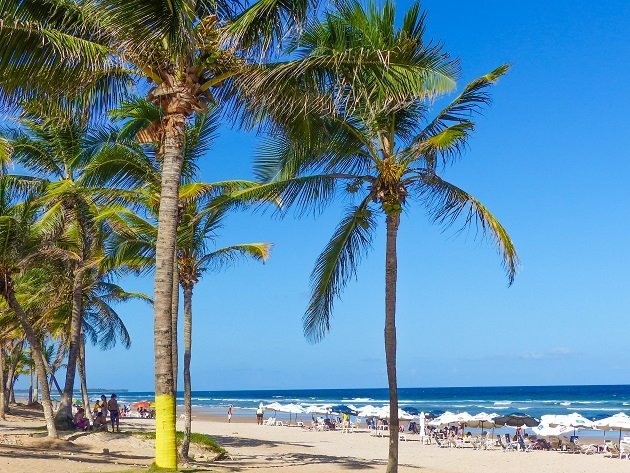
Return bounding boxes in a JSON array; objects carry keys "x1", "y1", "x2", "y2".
[
  {"x1": 549, "y1": 437, "x2": 562, "y2": 451},
  {"x1": 434, "y1": 436, "x2": 449, "y2": 448},
  {"x1": 620, "y1": 442, "x2": 630, "y2": 460},
  {"x1": 606, "y1": 443, "x2": 620, "y2": 458},
  {"x1": 264, "y1": 417, "x2": 276, "y2": 426},
  {"x1": 498, "y1": 435, "x2": 518, "y2": 452},
  {"x1": 517, "y1": 437, "x2": 533, "y2": 452}
]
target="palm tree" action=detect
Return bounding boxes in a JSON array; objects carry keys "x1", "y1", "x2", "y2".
[
  {"x1": 3, "y1": 103, "x2": 141, "y2": 427},
  {"x1": 0, "y1": 180, "x2": 60, "y2": 437},
  {"x1": 177, "y1": 203, "x2": 270, "y2": 458},
  {"x1": 0, "y1": 2, "x2": 322, "y2": 464},
  {"x1": 227, "y1": 3, "x2": 518, "y2": 471}
]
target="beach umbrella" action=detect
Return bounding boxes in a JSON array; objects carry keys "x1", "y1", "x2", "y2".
[
  {"x1": 467, "y1": 412, "x2": 499, "y2": 430},
  {"x1": 331, "y1": 405, "x2": 359, "y2": 416},
  {"x1": 594, "y1": 412, "x2": 630, "y2": 458},
  {"x1": 493, "y1": 412, "x2": 539, "y2": 428},
  {"x1": 264, "y1": 402, "x2": 284, "y2": 412},
  {"x1": 131, "y1": 401, "x2": 151, "y2": 409},
  {"x1": 426, "y1": 409, "x2": 446, "y2": 420},
  {"x1": 357, "y1": 405, "x2": 380, "y2": 416},
  {"x1": 429, "y1": 412, "x2": 471, "y2": 427},
  {"x1": 305, "y1": 404, "x2": 331, "y2": 415},
  {"x1": 548, "y1": 412, "x2": 594, "y2": 435},
  {"x1": 530, "y1": 415, "x2": 570, "y2": 437}
]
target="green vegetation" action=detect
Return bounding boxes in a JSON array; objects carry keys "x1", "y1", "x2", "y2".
[
  {"x1": 139, "y1": 431, "x2": 227, "y2": 456},
  {"x1": 0, "y1": 1, "x2": 515, "y2": 472}
]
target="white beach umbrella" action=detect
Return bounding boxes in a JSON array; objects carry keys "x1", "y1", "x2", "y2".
[
  {"x1": 594, "y1": 412, "x2": 630, "y2": 458},
  {"x1": 430, "y1": 411, "x2": 472, "y2": 427},
  {"x1": 467, "y1": 412, "x2": 499, "y2": 429},
  {"x1": 264, "y1": 402, "x2": 284, "y2": 412},
  {"x1": 428, "y1": 411, "x2": 455, "y2": 426},
  {"x1": 532, "y1": 421, "x2": 571, "y2": 437},
  {"x1": 305, "y1": 404, "x2": 331, "y2": 415},
  {"x1": 548, "y1": 412, "x2": 594, "y2": 432},
  {"x1": 357, "y1": 405, "x2": 381, "y2": 418}
]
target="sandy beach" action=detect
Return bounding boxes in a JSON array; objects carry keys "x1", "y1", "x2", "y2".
[{"x1": 0, "y1": 406, "x2": 628, "y2": 473}]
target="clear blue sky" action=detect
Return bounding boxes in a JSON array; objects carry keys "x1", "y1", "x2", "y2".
[{"x1": 42, "y1": 0, "x2": 630, "y2": 392}]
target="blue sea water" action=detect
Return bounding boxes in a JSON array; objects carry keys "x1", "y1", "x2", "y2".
[{"x1": 101, "y1": 385, "x2": 630, "y2": 420}]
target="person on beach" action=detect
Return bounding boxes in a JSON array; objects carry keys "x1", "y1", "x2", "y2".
[
  {"x1": 73, "y1": 407, "x2": 89, "y2": 431},
  {"x1": 94, "y1": 395, "x2": 108, "y2": 419},
  {"x1": 93, "y1": 411, "x2": 108, "y2": 431},
  {"x1": 227, "y1": 404, "x2": 233, "y2": 423},
  {"x1": 256, "y1": 403, "x2": 264, "y2": 425},
  {"x1": 108, "y1": 394, "x2": 120, "y2": 432}
]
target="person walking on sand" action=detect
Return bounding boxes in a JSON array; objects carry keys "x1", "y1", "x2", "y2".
[
  {"x1": 108, "y1": 394, "x2": 120, "y2": 432},
  {"x1": 227, "y1": 404, "x2": 233, "y2": 423},
  {"x1": 256, "y1": 403, "x2": 264, "y2": 425}
]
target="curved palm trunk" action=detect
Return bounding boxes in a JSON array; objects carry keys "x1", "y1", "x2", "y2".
[
  {"x1": 180, "y1": 285, "x2": 193, "y2": 459},
  {"x1": 385, "y1": 213, "x2": 400, "y2": 473},
  {"x1": 154, "y1": 115, "x2": 186, "y2": 469},
  {"x1": 56, "y1": 267, "x2": 84, "y2": 428},
  {"x1": 5, "y1": 288, "x2": 57, "y2": 437},
  {"x1": 171, "y1": 252, "x2": 179, "y2": 395},
  {"x1": 77, "y1": 335, "x2": 94, "y2": 424}
]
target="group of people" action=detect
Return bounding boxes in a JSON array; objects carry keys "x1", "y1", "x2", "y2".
[{"x1": 72, "y1": 393, "x2": 121, "y2": 432}]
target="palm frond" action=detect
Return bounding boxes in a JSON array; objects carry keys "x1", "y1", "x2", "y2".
[
  {"x1": 304, "y1": 197, "x2": 377, "y2": 342},
  {"x1": 414, "y1": 170, "x2": 518, "y2": 284},
  {"x1": 197, "y1": 242, "x2": 272, "y2": 272}
]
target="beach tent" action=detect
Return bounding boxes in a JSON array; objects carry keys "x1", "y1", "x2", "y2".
[{"x1": 594, "y1": 412, "x2": 630, "y2": 458}]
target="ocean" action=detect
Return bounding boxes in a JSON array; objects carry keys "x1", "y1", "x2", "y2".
[{"x1": 102, "y1": 385, "x2": 630, "y2": 420}]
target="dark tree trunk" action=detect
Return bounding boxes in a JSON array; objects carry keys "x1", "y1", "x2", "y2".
[
  {"x1": 385, "y1": 213, "x2": 400, "y2": 473},
  {"x1": 172, "y1": 251, "x2": 179, "y2": 395},
  {"x1": 180, "y1": 285, "x2": 193, "y2": 459},
  {"x1": 78, "y1": 335, "x2": 93, "y2": 423},
  {"x1": 0, "y1": 345, "x2": 5, "y2": 419},
  {"x1": 56, "y1": 267, "x2": 84, "y2": 428},
  {"x1": 153, "y1": 113, "x2": 186, "y2": 469},
  {"x1": 4, "y1": 287, "x2": 57, "y2": 437}
]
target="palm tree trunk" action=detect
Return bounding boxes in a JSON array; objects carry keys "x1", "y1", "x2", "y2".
[
  {"x1": 56, "y1": 266, "x2": 84, "y2": 428},
  {"x1": 153, "y1": 114, "x2": 186, "y2": 469},
  {"x1": 78, "y1": 335, "x2": 93, "y2": 424},
  {"x1": 385, "y1": 213, "x2": 400, "y2": 473},
  {"x1": 4, "y1": 287, "x2": 57, "y2": 437},
  {"x1": 34, "y1": 373, "x2": 39, "y2": 403},
  {"x1": 0, "y1": 344, "x2": 5, "y2": 419},
  {"x1": 29, "y1": 364, "x2": 33, "y2": 404},
  {"x1": 180, "y1": 285, "x2": 193, "y2": 459},
  {"x1": 171, "y1": 251, "x2": 179, "y2": 395}
]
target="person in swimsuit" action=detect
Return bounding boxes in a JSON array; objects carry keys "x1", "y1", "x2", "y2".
[
  {"x1": 227, "y1": 404, "x2": 233, "y2": 423},
  {"x1": 107, "y1": 394, "x2": 120, "y2": 432}
]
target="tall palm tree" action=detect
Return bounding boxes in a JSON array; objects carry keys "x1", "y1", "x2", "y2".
[
  {"x1": 3, "y1": 104, "x2": 139, "y2": 427},
  {"x1": 0, "y1": 1, "x2": 461, "y2": 463},
  {"x1": 0, "y1": 180, "x2": 61, "y2": 437},
  {"x1": 0, "y1": 2, "x2": 320, "y2": 464},
  {"x1": 177, "y1": 203, "x2": 270, "y2": 458},
  {"x1": 227, "y1": 3, "x2": 518, "y2": 471}
]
